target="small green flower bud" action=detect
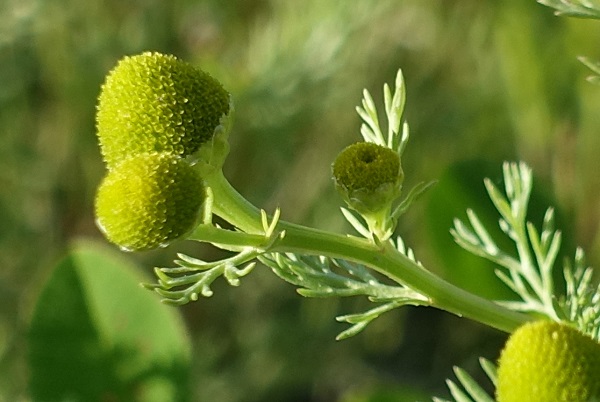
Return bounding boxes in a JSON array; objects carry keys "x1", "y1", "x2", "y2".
[
  {"x1": 95, "y1": 153, "x2": 205, "y2": 251},
  {"x1": 97, "y1": 52, "x2": 230, "y2": 169},
  {"x1": 497, "y1": 320, "x2": 600, "y2": 402},
  {"x1": 332, "y1": 142, "x2": 403, "y2": 215}
]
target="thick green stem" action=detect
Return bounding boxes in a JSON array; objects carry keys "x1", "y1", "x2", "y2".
[
  {"x1": 205, "y1": 171, "x2": 531, "y2": 333},
  {"x1": 204, "y1": 169, "x2": 265, "y2": 234},
  {"x1": 276, "y1": 222, "x2": 531, "y2": 332}
]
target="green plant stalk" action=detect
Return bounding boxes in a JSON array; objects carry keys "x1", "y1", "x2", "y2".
[{"x1": 202, "y1": 170, "x2": 532, "y2": 333}]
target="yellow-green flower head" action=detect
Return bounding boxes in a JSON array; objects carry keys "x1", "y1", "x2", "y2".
[
  {"x1": 497, "y1": 320, "x2": 600, "y2": 402},
  {"x1": 332, "y1": 142, "x2": 403, "y2": 214},
  {"x1": 95, "y1": 153, "x2": 205, "y2": 251},
  {"x1": 97, "y1": 52, "x2": 230, "y2": 169}
]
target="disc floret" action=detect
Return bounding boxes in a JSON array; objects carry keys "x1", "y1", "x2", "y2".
[
  {"x1": 96, "y1": 52, "x2": 231, "y2": 169},
  {"x1": 497, "y1": 320, "x2": 600, "y2": 402},
  {"x1": 95, "y1": 153, "x2": 206, "y2": 252},
  {"x1": 332, "y1": 142, "x2": 404, "y2": 239}
]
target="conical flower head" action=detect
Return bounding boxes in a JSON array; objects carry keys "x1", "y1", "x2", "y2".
[
  {"x1": 497, "y1": 320, "x2": 600, "y2": 402},
  {"x1": 95, "y1": 153, "x2": 205, "y2": 251},
  {"x1": 332, "y1": 142, "x2": 403, "y2": 215},
  {"x1": 97, "y1": 52, "x2": 230, "y2": 169}
]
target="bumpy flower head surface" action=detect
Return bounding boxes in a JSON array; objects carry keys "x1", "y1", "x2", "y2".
[
  {"x1": 95, "y1": 153, "x2": 205, "y2": 251},
  {"x1": 97, "y1": 52, "x2": 230, "y2": 168},
  {"x1": 332, "y1": 142, "x2": 403, "y2": 214},
  {"x1": 497, "y1": 320, "x2": 600, "y2": 402}
]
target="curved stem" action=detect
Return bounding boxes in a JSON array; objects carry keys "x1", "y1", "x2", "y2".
[
  {"x1": 205, "y1": 169, "x2": 264, "y2": 234},
  {"x1": 277, "y1": 222, "x2": 531, "y2": 333},
  {"x1": 205, "y1": 171, "x2": 531, "y2": 333}
]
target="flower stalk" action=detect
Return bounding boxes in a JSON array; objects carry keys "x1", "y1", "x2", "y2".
[{"x1": 200, "y1": 168, "x2": 530, "y2": 333}]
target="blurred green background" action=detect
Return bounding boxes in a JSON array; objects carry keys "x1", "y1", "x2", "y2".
[{"x1": 2, "y1": 0, "x2": 600, "y2": 401}]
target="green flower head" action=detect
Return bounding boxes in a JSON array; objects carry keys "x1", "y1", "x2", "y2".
[
  {"x1": 332, "y1": 142, "x2": 403, "y2": 215},
  {"x1": 97, "y1": 52, "x2": 230, "y2": 169},
  {"x1": 497, "y1": 320, "x2": 600, "y2": 402},
  {"x1": 95, "y1": 153, "x2": 206, "y2": 252}
]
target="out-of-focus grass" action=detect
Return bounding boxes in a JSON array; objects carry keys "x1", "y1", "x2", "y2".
[{"x1": 2, "y1": 0, "x2": 600, "y2": 400}]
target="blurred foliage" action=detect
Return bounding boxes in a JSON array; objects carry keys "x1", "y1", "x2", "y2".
[
  {"x1": 2, "y1": 0, "x2": 600, "y2": 401},
  {"x1": 28, "y1": 241, "x2": 191, "y2": 401}
]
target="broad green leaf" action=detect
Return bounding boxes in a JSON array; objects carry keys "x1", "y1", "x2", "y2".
[{"x1": 28, "y1": 240, "x2": 191, "y2": 402}]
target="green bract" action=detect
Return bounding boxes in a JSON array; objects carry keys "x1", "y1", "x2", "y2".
[
  {"x1": 497, "y1": 320, "x2": 600, "y2": 402},
  {"x1": 97, "y1": 52, "x2": 230, "y2": 169},
  {"x1": 332, "y1": 142, "x2": 403, "y2": 215},
  {"x1": 95, "y1": 153, "x2": 205, "y2": 252}
]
